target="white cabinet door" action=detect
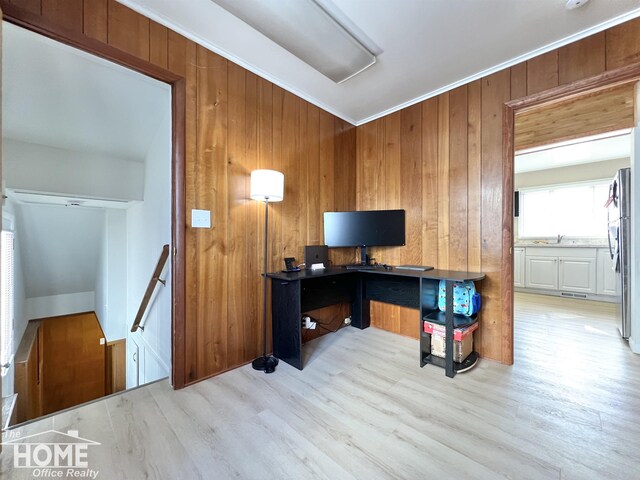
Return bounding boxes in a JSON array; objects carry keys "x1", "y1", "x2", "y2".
[
  {"x1": 597, "y1": 248, "x2": 619, "y2": 295},
  {"x1": 525, "y1": 256, "x2": 558, "y2": 290},
  {"x1": 514, "y1": 248, "x2": 525, "y2": 287},
  {"x1": 558, "y1": 257, "x2": 596, "y2": 293}
]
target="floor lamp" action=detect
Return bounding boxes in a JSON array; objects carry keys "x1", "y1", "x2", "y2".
[{"x1": 250, "y1": 169, "x2": 284, "y2": 373}]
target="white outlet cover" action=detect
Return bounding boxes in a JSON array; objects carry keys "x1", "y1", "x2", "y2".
[{"x1": 192, "y1": 209, "x2": 211, "y2": 228}]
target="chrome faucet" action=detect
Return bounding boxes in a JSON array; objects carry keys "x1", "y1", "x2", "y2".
[{"x1": 557, "y1": 234, "x2": 564, "y2": 244}]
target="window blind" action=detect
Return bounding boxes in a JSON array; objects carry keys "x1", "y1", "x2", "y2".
[{"x1": 1, "y1": 230, "x2": 15, "y2": 376}]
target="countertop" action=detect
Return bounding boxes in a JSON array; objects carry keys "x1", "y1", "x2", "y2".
[{"x1": 515, "y1": 242, "x2": 608, "y2": 248}]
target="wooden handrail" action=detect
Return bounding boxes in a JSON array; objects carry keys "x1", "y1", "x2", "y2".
[{"x1": 131, "y1": 245, "x2": 170, "y2": 333}]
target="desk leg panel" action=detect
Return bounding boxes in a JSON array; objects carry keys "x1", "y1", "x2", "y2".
[
  {"x1": 351, "y1": 276, "x2": 370, "y2": 330},
  {"x1": 271, "y1": 279, "x2": 303, "y2": 370},
  {"x1": 445, "y1": 280, "x2": 455, "y2": 378}
]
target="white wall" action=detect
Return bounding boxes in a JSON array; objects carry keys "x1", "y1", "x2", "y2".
[
  {"x1": 25, "y1": 291, "x2": 95, "y2": 320},
  {"x1": 95, "y1": 209, "x2": 127, "y2": 341},
  {"x1": 126, "y1": 107, "x2": 172, "y2": 387},
  {"x1": 15, "y1": 204, "x2": 104, "y2": 299},
  {"x1": 4, "y1": 139, "x2": 144, "y2": 201}
]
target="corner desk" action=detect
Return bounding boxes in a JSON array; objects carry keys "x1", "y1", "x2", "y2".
[{"x1": 267, "y1": 267, "x2": 485, "y2": 378}]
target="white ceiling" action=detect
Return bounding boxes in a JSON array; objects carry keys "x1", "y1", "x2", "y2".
[
  {"x1": 119, "y1": 0, "x2": 640, "y2": 125},
  {"x1": 515, "y1": 132, "x2": 631, "y2": 173},
  {"x1": 2, "y1": 22, "x2": 170, "y2": 161}
]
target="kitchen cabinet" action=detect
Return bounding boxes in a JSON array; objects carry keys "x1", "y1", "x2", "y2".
[
  {"x1": 525, "y1": 256, "x2": 558, "y2": 290},
  {"x1": 558, "y1": 257, "x2": 596, "y2": 294},
  {"x1": 597, "y1": 248, "x2": 619, "y2": 296},
  {"x1": 514, "y1": 248, "x2": 525, "y2": 288},
  {"x1": 516, "y1": 246, "x2": 613, "y2": 298}
]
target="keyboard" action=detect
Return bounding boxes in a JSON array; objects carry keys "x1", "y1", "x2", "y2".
[{"x1": 344, "y1": 264, "x2": 381, "y2": 270}]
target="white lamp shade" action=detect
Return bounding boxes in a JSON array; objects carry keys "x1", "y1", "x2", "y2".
[{"x1": 250, "y1": 169, "x2": 284, "y2": 202}]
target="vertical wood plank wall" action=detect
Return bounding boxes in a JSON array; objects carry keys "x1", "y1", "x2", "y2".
[
  {"x1": 356, "y1": 21, "x2": 640, "y2": 363},
  {"x1": 6, "y1": 0, "x2": 356, "y2": 385},
  {"x1": 8, "y1": 1, "x2": 640, "y2": 374}
]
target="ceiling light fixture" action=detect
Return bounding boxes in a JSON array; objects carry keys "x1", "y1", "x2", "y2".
[{"x1": 211, "y1": 0, "x2": 376, "y2": 83}]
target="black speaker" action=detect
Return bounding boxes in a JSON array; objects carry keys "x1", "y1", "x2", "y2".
[{"x1": 514, "y1": 191, "x2": 520, "y2": 217}]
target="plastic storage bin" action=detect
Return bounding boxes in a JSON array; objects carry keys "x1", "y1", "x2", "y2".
[{"x1": 423, "y1": 321, "x2": 478, "y2": 363}]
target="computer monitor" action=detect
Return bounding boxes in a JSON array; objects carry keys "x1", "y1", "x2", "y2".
[{"x1": 323, "y1": 209, "x2": 405, "y2": 264}]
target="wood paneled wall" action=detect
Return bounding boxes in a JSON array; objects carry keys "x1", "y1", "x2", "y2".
[
  {"x1": 106, "y1": 339, "x2": 126, "y2": 395},
  {"x1": 41, "y1": 313, "x2": 106, "y2": 415},
  {"x1": 356, "y1": 20, "x2": 640, "y2": 364},
  {"x1": 4, "y1": 0, "x2": 356, "y2": 385},
  {"x1": 9, "y1": 1, "x2": 640, "y2": 374}
]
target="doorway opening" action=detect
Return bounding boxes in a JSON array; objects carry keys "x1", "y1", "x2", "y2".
[
  {"x1": 1, "y1": 20, "x2": 183, "y2": 427},
  {"x1": 513, "y1": 130, "x2": 631, "y2": 372},
  {"x1": 504, "y1": 65, "x2": 640, "y2": 368}
]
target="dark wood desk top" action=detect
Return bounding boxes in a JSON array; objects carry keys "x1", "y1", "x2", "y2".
[{"x1": 267, "y1": 266, "x2": 485, "y2": 282}]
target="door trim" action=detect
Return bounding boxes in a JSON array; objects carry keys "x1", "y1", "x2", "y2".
[{"x1": 0, "y1": 2, "x2": 188, "y2": 388}]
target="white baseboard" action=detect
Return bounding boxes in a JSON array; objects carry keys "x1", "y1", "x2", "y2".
[
  {"x1": 514, "y1": 287, "x2": 618, "y2": 303},
  {"x1": 629, "y1": 336, "x2": 640, "y2": 354}
]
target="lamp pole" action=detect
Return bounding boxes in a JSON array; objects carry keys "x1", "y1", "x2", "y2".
[
  {"x1": 261, "y1": 196, "x2": 269, "y2": 366},
  {"x1": 250, "y1": 169, "x2": 283, "y2": 374}
]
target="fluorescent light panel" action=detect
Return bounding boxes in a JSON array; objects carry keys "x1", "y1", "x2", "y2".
[{"x1": 211, "y1": 0, "x2": 376, "y2": 83}]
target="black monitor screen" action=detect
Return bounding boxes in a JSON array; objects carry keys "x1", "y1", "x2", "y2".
[{"x1": 323, "y1": 210, "x2": 406, "y2": 247}]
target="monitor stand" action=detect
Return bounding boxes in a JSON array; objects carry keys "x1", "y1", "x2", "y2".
[
  {"x1": 359, "y1": 245, "x2": 368, "y2": 266},
  {"x1": 343, "y1": 246, "x2": 371, "y2": 269}
]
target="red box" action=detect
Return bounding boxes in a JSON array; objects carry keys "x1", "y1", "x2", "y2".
[{"x1": 423, "y1": 320, "x2": 478, "y2": 341}]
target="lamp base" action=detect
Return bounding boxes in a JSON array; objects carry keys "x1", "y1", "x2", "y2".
[{"x1": 252, "y1": 355, "x2": 279, "y2": 374}]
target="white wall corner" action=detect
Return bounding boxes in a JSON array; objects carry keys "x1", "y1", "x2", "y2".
[{"x1": 25, "y1": 291, "x2": 95, "y2": 320}]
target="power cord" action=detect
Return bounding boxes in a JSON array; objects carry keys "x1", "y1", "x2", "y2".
[{"x1": 301, "y1": 314, "x2": 348, "y2": 343}]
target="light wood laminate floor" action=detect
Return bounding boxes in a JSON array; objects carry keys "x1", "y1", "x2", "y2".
[{"x1": 2, "y1": 293, "x2": 638, "y2": 479}]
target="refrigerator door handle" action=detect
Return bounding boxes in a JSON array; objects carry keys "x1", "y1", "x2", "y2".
[{"x1": 607, "y1": 210, "x2": 613, "y2": 260}]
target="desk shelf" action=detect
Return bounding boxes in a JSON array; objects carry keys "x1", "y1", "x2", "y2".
[
  {"x1": 422, "y1": 351, "x2": 479, "y2": 373},
  {"x1": 419, "y1": 279, "x2": 481, "y2": 378}
]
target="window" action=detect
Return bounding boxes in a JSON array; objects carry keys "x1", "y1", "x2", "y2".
[
  {"x1": 1, "y1": 230, "x2": 15, "y2": 376},
  {"x1": 518, "y1": 180, "x2": 609, "y2": 238}
]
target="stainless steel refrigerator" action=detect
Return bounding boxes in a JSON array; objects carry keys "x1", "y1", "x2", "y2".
[{"x1": 606, "y1": 167, "x2": 631, "y2": 339}]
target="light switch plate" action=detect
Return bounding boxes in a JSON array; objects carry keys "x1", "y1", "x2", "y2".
[{"x1": 192, "y1": 209, "x2": 211, "y2": 228}]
